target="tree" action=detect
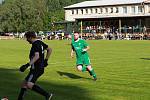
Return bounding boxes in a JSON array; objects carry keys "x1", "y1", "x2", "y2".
[{"x1": 0, "y1": 0, "x2": 88, "y2": 32}]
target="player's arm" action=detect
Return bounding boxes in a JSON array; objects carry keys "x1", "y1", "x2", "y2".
[
  {"x1": 29, "y1": 52, "x2": 39, "y2": 65},
  {"x1": 71, "y1": 49, "x2": 74, "y2": 58},
  {"x1": 71, "y1": 33, "x2": 75, "y2": 43},
  {"x1": 82, "y1": 40, "x2": 90, "y2": 52},
  {"x1": 41, "y1": 41, "x2": 52, "y2": 67},
  {"x1": 71, "y1": 43, "x2": 75, "y2": 58},
  {"x1": 43, "y1": 47, "x2": 52, "y2": 67},
  {"x1": 45, "y1": 47, "x2": 52, "y2": 60},
  {"x1": 19, "y1": 52, "x2": 39, "y2": 72},
  {"x1": 83, "y1": 46, "x2": 90, "y2": 52}
]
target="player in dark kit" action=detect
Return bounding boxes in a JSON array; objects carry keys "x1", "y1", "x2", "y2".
[{"x1": 17, "y1": 31, "x2": 53, "y2": 100}]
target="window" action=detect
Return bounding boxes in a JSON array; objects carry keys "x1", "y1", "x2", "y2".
[
  {"x1": 138, "y1": 6, "x2": 143, "y2": 13},
  {"x1": 72, "y1": 10, "x2": 74, "y2": 15},
  {"x1": 85, "y1": 9, "x2": 88, "y2": 14},
  {"x1": 116, "y1": 7, "x2": 119, "y2": 13},
  {"x1": 149, "y1": 5, "x2": 150, "y2": 13},
  {"x1": 95, "y1": 8, "x2": 98, "y2": 13},
  {"x1": 131, "y1": 6, "x2": 136, "y2": 14},
  {"x1": 123, "y1": 7, "x2": 127, "y2": 13},
  {"x1": 99, "y1": 8, "x2": 102, "y2": 14},
  {"x1": 110, "y1": 8, "x2": 113, "y2": 13},
  {"x1": 105, "y1": 8, "x2": 108, "y2": 13},
  {"x1": 76, "y1": 9, "x2": 78, "y2": 14},
  {"x1": 81, "y1": 9, "x2": 83, "y2": 14},
  {"x1": 90, "y1": 9, "x2": 93, "y2": 14}
]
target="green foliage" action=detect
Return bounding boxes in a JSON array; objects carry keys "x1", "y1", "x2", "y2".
[
  {"x1": 0, "y1": 0, "x2": 88, "y2": 32},
  {"x1": 0, "y1": 0, "x2": 47, "y2": 32}
]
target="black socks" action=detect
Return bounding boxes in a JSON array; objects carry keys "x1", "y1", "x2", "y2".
[
  {"x1": 32, "y1": 85, "x2": 49, "y2": 97},
  {"x1": 18, "y1": 88, "x2": 27, "y2": 100}
]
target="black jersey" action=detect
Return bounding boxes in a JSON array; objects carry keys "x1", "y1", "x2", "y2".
[{"x1": 29, "y1": 40, "x2": 48, "y2": 69}]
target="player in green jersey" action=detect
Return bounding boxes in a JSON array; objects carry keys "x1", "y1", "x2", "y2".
[{"x1": 71, "y1": 32, "x2": 97, "y2": 81}]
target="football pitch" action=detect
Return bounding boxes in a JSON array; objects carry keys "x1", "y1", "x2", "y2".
[{"x1": 0, "y1": 40, "x2": 150, "y2": 100}]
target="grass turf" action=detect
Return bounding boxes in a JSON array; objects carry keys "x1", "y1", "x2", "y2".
[{"x1": 0, "y1": 40, "x2": 150, "y2": 100}]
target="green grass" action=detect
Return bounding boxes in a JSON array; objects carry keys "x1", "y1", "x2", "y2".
[{"x1": 0, "y1": 40, "x2": 150, "y2": 100}]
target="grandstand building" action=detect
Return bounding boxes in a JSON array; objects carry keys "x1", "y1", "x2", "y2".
[{"x1": 64, "y1": 0, "x2": 150, "y2": 34}]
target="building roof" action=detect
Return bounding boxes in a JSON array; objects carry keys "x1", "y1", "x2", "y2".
[{"x1": 64, "y1": 0, "x2": 150, "y2": 9}]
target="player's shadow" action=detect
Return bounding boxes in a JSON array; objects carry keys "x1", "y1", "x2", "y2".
[
  {"x1": 57, "y1": 71, "x2": 82, "y2": 79},
  {"x1": 57, "y1": 71, "x2": 92, "y2": 80},
  {"x1": 0, "y1": 67, "x2": 93, "y2": 100},
  {"x1": 140, "y1": 58, "x2": 150, "y2": 60}
]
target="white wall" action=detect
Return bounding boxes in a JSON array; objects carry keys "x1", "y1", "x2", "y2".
[{"x1": 65, "y1": 4, "x2": 150, "y2": 21}]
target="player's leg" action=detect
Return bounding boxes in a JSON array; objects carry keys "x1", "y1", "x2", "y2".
[
  {"x1": 76, "y1": 65, "x2": 83, "y2": 71},
  {"x1": 86, "y1": 65, "x2": 97, "y2": 80},
  {"x1": 28, "y1": 82, "x2": 50, "y2": 98},
  {"x1": 82, "y1": 65, "x2": 87, "y2": 72},
  {"x1": 76, "y1": 64, "x2": 87, "y2": 72},
  {"x1": 18, "y1": 70, "x2": 34, "y2": 100},
  {"x1": 26, "y1": 69, "x2": 52, "y2": 99},
  {"x1": 17, "y1": 81, "x2": 28, "y2": 100},
  {"x1": 76, "y1": 58, "x2": 85, "y2": 72},
  {"x1": 84, "y1": 56, "x2": 97, "y2": 80},
  {"x1": 29, "y1": 82, "x2": 53, "y2": 100}
]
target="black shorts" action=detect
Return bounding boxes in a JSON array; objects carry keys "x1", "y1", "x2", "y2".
[{"x1": 25, "y1": 68, "x2": 44, "y2": 83}]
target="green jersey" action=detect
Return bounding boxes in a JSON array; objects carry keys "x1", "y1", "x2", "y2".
[
  {"x1": 71, "y1": 38, "x2": 90, "y2": 65},
  {"x1": 71, "y1": 34, "x2": 96, "y2": 79},
  {"x1": 71, "y1": 39, "x2": 88, "y2": 57}
]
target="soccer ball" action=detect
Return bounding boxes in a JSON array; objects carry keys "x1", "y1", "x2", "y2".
[{"x1": 1, "y1": 97, "x2": 8, "y2": 100}]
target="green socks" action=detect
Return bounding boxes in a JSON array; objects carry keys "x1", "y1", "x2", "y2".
[
  {"x1": 89, "y1": 69, "x2": 97, "y2": 78},
  {"x1": 82, "y1": 65, "x2": 87, "y2": 72},
  {"x1": 82, "y1": 65, "x2": 97, "y2": 79}
]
